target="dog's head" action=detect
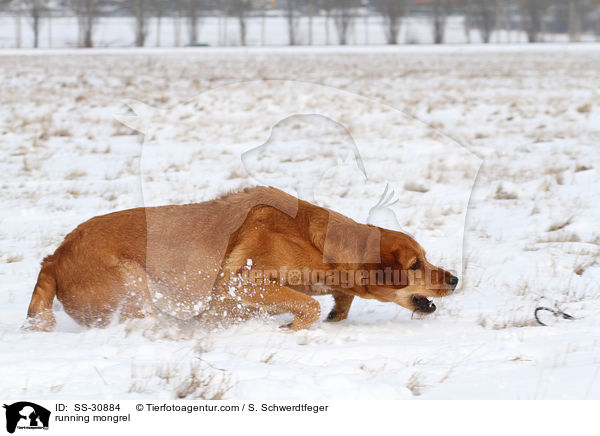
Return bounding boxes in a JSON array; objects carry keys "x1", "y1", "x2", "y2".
[
  {"x1": 362, "y1": 227, "x2": 458, "y2": 314},
  {"x1": 318, "y1": 214, "x2": 458, "y2": 314}
]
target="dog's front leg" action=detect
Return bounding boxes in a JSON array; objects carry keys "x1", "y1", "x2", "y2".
[
  {"x1": 326, "y1": 291, "x2": 354, "y2": 322},
  {"x1": 237, "y1": 281, "x2": 321, "y2": 330}
]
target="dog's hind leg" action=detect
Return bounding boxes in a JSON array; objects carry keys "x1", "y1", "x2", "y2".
[
  {"x1": 326, "y1": 291, "x2": 354, "y2": 322},
  {"x1": 115, "y1": 260, "x2": 155, "y2": 322}
]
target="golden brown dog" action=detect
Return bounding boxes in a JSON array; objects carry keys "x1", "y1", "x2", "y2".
[{"x1": 25, "y1": 186, "x2": 457, "y2": 331}]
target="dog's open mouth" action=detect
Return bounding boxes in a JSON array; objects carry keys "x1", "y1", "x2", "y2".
[{"x1": 412, "y1": 294, "x2": 436, "y2": 314}]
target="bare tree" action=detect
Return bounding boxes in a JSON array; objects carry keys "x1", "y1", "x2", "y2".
[
  {"x1": 0, "y1": 0, "x2": 12, "y2": 16},
  {"x1": 23, "y1": 0, "x2": 47, "y2": 48},
  {"x1": 151, "y1": 0, "x2": 170, "y2": 46},
  {"x1": 184, "y1": 0, "x2": 205, "y2": 44},
  {"x1": 594, "y1": 0, "x2": 600, "y2": 41},
  {"x1": 66, "y1": 0, "x2": 99, "y2": 47},
  {"x1": 0, "y1": 0, "x2": 17, "y2": 45},
  {"x1": 321, "y1": 0, "x2": 334, "y2": 44},
  {"x1": 332, "y1": 0, "x2": 358, "y2": 45},
  {"x1": 472, "y1": 0, "x2": 497, "y2": 43},
  {"x1": 228, "y1": 0, "x2": 251, "y2": 46},
  {"x1": 15, "y1": 0, "x2": 24, "y2": 47},
  {"x1": 260, "y1": 0, "x2": 268, "y2": 45},
  {"x1": 461, "y1": 0, "x2": 472, "y2": 42},
  {"x1": 31, "y1": 0, "x2": 43, "y2": 48},
  {"x1": 374, "y1": 0, "x2": 408, "y2": 44},
  {"x1": 307, "y1": 0, "x2": 315, "y2": 44},
  {"x1": 79, "y1": 0, "x2": 96, "y2": 47},
  {"x1": 431, "y1": 0, "x2": 449, "y2": 44},
  {"x1": 575, "y1": 0, "x2": 599, "y2": 41},
  {"x1": 285, "y1": 0, "x2": 301, "y2": 45},
  {"x1": 567, "y1": 0, "x2": 581, "y2": 42},
  {"x1": 119, "y1": 0, "x2": 150, "y2": 46},
  {"x1": 134, "y1": 0, "x2": 149, "y2": 46},
  {"x1": 520, "y1": 0, "x2": 551, "y2": 42}
]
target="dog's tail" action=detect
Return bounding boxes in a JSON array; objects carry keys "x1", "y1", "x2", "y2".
[{"x1": 24, "y1": 256, "x2": 57, "y2": 331}]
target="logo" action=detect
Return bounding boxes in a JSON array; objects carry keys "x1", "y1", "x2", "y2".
[{"x1": 3, "y1": 402, "x2": 50, "y2": 434}]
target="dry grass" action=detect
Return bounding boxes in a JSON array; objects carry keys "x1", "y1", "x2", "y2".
[
  {"x1": 537, "y1": 232, "x2": 581, "y2": 243},
  {"x1": 574, "y1": 264, "x2": 586, "y2": 276},
  {"x1": 5, "y1": 253, "x2": 24, "y2": 263},
  {"x1": 103, "y1": 191, "x2": 119, "y2": 202},
  {"x1": 537, "y1": 176, "x2": 554, "y2": 192},
  {"x1": 494, "y1": 184, "x2": 518, "y2": 200},
  {"x1": 508, "y1": 355, "x2": 533, "y2": 362},
  {"x1": 174, "y1": 363, "x2": 232, "y2": 399},
  {"x1": 491, "y1": 319, "x2": 537, "y2": 330},
  {"x1": 406, "y1": 372, "x2": 425, "y2": 396},
  {"x1": 65, "y1": 169, "x2": 88, "y2": 180},
  {"x1": 576, "y1": 103, "x2": 591, "y2": 113},
  {"x1": 53, "y1": 128, "x2": 72, "y2": 137},
  {"x1": 514, "y1": 282, "x2": 530, "y2": 297},
  {"x1": 404, "y1": 181, "x2": 429, "y2": 193},
  {"x1": 574, "y1": 257, "x2": 598, "y2": 276},
  {"x1": 529, "y1": 204, "x2": 540, "y2": 215},
  {"x1": 547, "y1": 216, "x2": 573, "y2": 232},
  {"x1": 359, "y1": 363, "x2": 387, "y2": 377},
  {"x1": 478, "y1": 308, "x2": 537, "y2": 330},
  {"x1": 92, "y1": 145, "x2": 112, "y2": 154},
  {"x1": 544, "y1": 166, "x2": 568, "y2": 176},
  {"x1": 67, "y1": 187, "x2": 83, "y2": 197},
  {"x1": 261, "y1": 353, "x2": 276, "y2": 364},
  {"x1": 21, "y1": 156, "x2": 42, "y2": 173},
  {"x1": 127, "y1": 323, "x2": 232, "y2": 399},
  {"x1": 49, "y1": 384, "x2": 64, "y2": 393}
]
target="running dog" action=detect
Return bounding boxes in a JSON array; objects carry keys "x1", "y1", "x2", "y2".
[{"x1": 25, "y1": 186, "x2": 458, "y2": 331}]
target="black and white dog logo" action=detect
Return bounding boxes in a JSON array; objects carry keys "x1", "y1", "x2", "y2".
[{"x1": 3, "y1": 402, "x2": 50, "y2": 433}]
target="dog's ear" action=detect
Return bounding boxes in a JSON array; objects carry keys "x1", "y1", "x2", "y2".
[
  {"x1": 391, "y1": 245, "x2": 421, "y2": 271},
  {"x1": 310, "y1": 211, "x2": 381, "y2": 264}
]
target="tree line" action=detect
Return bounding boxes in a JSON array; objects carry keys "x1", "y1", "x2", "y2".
[{"x1": 1, "y1": 0, "x2": 599, "y2": 48}]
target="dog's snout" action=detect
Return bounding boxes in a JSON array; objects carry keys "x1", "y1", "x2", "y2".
[{"x1": 447, "y1": 275, "x2": 458, "y2": 288}]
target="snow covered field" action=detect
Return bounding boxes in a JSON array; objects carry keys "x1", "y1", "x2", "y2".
[{"x1": 1, "y1": 45, "x2": 599, "y2": 400}]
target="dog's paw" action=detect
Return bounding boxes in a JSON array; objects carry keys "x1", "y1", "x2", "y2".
[
  {"x1": 22, "y1": 312, "x2": 56, "y2": 332},
  {"x1": 325, "y1": 310, "x2": 348, "y2": 322}
]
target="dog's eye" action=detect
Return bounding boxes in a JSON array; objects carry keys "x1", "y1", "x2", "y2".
[{"x1": 409, "y1": 261, "x2": 420, "y2": 270}]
